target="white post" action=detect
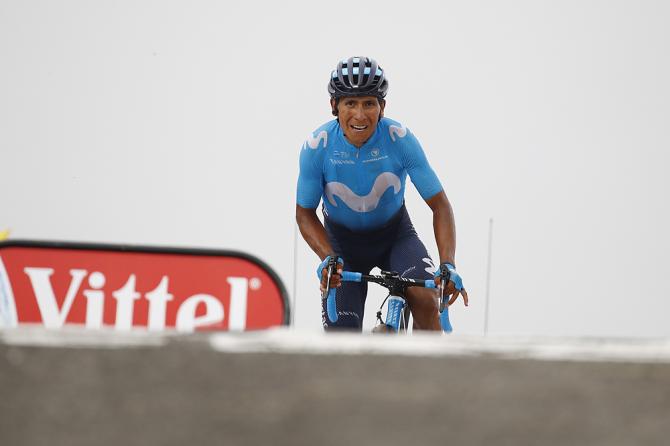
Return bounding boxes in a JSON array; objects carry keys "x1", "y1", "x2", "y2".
[
  {"x1": 484, "y1": 218, "x2": 494, "y2": 336},
  {"x1": 291, "y1": 222, "x2": 299, "y2": 326}
]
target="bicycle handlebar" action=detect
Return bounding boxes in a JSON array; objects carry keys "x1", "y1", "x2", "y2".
[
  {"x1": 341, "y1": 271, "x2": 437, "y2": 289},
  {"x1": 325, "y1": 270, "x2": 452, "y2": 333}
]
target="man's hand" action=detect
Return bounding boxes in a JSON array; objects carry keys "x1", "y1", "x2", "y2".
[
  {"x1": 434, "y1": 263, "x2": 469, "y2": 307},
  {"x1": 317, "y1": 255, "x2": 344, "y2": 292}
]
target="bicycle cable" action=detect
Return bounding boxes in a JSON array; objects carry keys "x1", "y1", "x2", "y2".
[{"x1": 376, "y1": 293, "x2": 391, "y2": 325}]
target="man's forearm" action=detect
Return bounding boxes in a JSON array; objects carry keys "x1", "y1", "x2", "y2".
[
  {"x1": 427, "y1": 191, "x2": 456, "y2": 266},
  {"x1": 296, "y1": 205, "x2": 333, "y2": 260}
]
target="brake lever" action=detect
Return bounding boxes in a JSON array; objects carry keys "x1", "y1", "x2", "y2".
[
  {"x1": 438, "y1": 264, "x2": 451, "y2": 313},
  {"x1": 322, "y1": 255, "x2": 338, "y2": 299},
  {"x1": 322, "y1": 255, "x2": 340, "y2": 323}
]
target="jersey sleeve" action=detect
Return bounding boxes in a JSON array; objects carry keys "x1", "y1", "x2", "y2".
[
  {"x1": 398, "y1": 129, "x2": 443, "y2": 200},
  {"x1": 296, "y1": 144, "x2": 324, "y2": 209}
]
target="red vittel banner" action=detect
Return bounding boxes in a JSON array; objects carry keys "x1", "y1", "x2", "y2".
[{"x1": 0, "y1": 241, "x2": 289, "y2": 332}]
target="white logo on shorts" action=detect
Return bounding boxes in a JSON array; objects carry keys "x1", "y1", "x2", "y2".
[{"x1": 422, "y1": 258, "x2": 436, "y2": 275}]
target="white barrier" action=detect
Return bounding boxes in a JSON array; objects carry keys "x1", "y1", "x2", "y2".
[{"x1": 3, "y1": 325, "x2": 670, "y2": 363}]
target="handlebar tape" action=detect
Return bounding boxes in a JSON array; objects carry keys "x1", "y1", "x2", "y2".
[
  {"x1": 440, "y1": 307, "x2": 453, "y2": 333},
  {"x1": 341, "y1": 272, "x2": 437, "y2": 288},
  {"x1": 341, "y1": 271, "x2": 362, "y2": 282},
  {"x1": 326, "y1": 272, "x2": 360, "y2": 323},
  {"x1": 326, "y1": 288, "x2": 338, "y2": 323}
]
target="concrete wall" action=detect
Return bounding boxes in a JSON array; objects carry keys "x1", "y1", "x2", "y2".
[{"x1": 2, "y1": 332, "x2": 670, "y2": 445}]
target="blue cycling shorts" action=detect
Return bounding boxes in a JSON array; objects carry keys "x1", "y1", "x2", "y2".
[{"x1": 322, "y1": 204, "x2": 435, "y2": 330}]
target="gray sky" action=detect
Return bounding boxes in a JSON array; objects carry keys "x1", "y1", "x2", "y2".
[{"x1": 2, "y1": 0, "x2": 669, "y2": 336}]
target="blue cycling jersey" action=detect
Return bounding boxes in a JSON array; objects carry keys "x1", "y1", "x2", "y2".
[{"x1": 296, "y1": 117, "x2": 443, "y2": 231}]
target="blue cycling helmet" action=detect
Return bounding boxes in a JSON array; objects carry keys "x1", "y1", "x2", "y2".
[{"x1": 328, "y1": 57, "x2": 388, "y2": 99}]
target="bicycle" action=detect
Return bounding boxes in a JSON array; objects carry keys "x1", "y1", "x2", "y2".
[{"x1": 321, "y1": 256, "x2": 453, "y2": 333}]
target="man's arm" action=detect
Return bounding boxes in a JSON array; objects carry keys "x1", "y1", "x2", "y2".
[
  {"x1": 426, "y1": 191, "x2": 468, "y2": 305},
  {"x1": 396, "y1": 127, "x2": 456, "y2": 265},
  {"x1": 295, "y1": 204, "x2": 333, "y2": 260},
  {"x1": 296, "y1": 205, "x2": 342, "y2": 289},
  {"x1": 425, "y1": 190, "x2": 456, "y2": 266}
]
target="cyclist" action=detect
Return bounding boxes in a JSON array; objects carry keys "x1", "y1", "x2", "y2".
[{"x1": 296, "y1": 56, "x2": 468, "y2": 331}]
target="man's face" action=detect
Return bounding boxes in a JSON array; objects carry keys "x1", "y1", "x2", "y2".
[{"x1": 332, "y1": 96, "x2": 385, "y2": 148}]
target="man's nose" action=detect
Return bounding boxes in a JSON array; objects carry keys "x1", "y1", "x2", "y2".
[{"x1": 353, "y1": 104, "x2": 365, "y2": 119}]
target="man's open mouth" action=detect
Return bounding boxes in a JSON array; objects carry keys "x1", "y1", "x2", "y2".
[{"x1": 351, "y1": 125, "x2": 368, "y2": 131}]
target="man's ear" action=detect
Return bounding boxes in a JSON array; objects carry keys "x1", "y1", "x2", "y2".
[
  {"x1": 330, "y1": 98, "x2": 338, "y2": 116},
  {"x1": 379, "y1": 99, "x2": 386, "y2": 119}
]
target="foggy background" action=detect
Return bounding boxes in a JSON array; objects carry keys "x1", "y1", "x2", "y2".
[{"x1": 2, "y1": 0, "x2": 669, "y2": 336}]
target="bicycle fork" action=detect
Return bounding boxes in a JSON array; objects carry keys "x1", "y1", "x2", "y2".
[
  {"x1": 385, "y1": 295, "x2": 406, "y2": 332},
  {"x1": 383, "y1": 294, "x2": 452, "y2": 333}
]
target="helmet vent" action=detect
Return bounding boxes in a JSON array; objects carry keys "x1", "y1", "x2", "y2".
[{"x1": 328, "y1": 56, "x2": 388, "y2": 99}]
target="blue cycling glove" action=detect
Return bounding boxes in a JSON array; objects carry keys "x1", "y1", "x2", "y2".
[
  {"x1": 434, "y1": 262, "x2": 464, "y2": 291},
  {"x1": 316, "y1": 255, "x2": 344, "y2": 279}
]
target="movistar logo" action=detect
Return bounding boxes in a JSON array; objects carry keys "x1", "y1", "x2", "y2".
[
  {"x1": 303, "y1": 130, "x2": 328, "y2": 150},
  {"x1": 389, "y1": 124, "x2": 407, "y2": 142},
  {"x1": 422, "y1": 258, "x2": 436, "y2": 275},
  {"x1": 324, "y1": 172, "x2": 401, "y2": 212}
]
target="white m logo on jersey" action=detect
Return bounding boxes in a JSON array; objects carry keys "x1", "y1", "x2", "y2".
[
  {"x1": 325, "y1": 172, "x2": 401, "y2": 212},
  {"x1": 303, "y1": 130, "x2": 328, "y2": 150},
  {"x1": 389, "y1": 124, "x2": 407, "y2": 142}
]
